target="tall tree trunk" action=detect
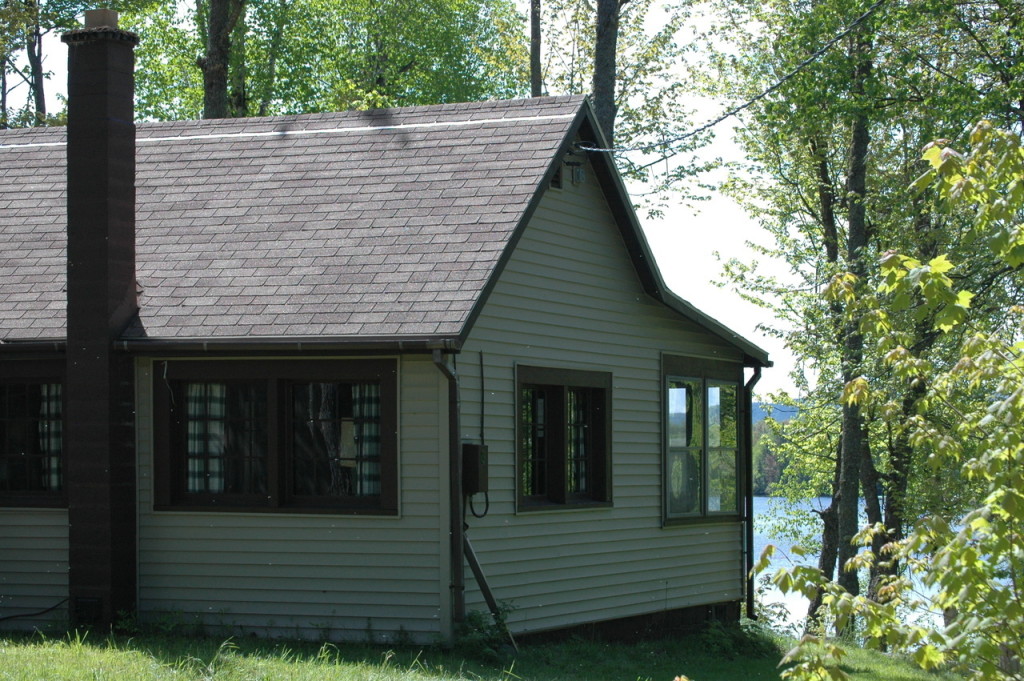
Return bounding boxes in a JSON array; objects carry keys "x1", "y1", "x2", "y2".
[
  {"x1": 228, "y1": 10, "x2": 247, "y2": 117},
  {"x1": 882, "y1": 383, "x2": 920, "y2": 551},
  {"x1": 592, "y1": 0, "x2": 624, "y2": 144},
  {"x1": 837, "y1": 380, "x2": 866, "y2": 600},
  {"x1": 199, "y1": 0, "x2": 246, "y2": 119},
  {"x1": 836, "y1": 29, "x2": 873, "y2": 609},
  {"x1": 1, "y1": 65, "x2": 8, "y2": 129},
  {"x1": 808, "y1": 439, "x2": 842, "y2": 625},
  {"x1": 882, "y1": 199, "x2": 939, "y2": 582},
  {"x1": 805, "y1": 130, "x2": 845, "y2": 625},
  {"x1": 860, "y1": 445, "x2": 885, "y2": 602},
  {"x1": 25, "y1": 7, "x2": 44, "y2": 126},
  {"x1": 530, "y1": 0, "x2": 542, "y2": 97},
  {"x1": 811, "y1": 135, "x2": 839, "y2": 264},
  {"x1": 257, "y1": 0, "x2": 289, "y2": 116}
]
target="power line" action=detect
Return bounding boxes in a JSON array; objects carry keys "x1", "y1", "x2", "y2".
[{"x1": 578, "y1": 0, "x2": 889, "y2": 158}]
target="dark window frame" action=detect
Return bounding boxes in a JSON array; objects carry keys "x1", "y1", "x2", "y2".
[
  {"x1": 515, "y1": 364, "x2": 612, "y2": 511},
  {"x1": 549, "y1": 164, "x2": 564, "y2": 190},
  {"x1": 0, "y1": 360, "x2": 65, "y2": 508},
  {"x1": 662, "y1": 355, "x2": 744, "y2": 525},
  {"x1": 153, "y1": 359, "x2": 398, "y2": 515}
]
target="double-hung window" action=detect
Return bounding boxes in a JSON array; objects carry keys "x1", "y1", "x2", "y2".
[
  {"x1": 516, "y1": 365, "x2": 611, "y2": 509},
  {"x1": 0, "y1": 363, "x2": 63, "y2": 507},
  {"x1": 664, "y1": 356, "x2": 742, "y2": 521},
  {"x1": 154, "y1": 359, "x2": 397, "y2": 514}
]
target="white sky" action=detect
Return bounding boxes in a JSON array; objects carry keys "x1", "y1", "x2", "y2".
[
  {"x1": 27, "y1": 13, "x2": 797, "y2": 398},
  {"x1": 630, "y1": 132, "x2": 797, "y2": 397}
]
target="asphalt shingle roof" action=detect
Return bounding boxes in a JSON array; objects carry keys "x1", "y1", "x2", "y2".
[{"x1": 0, "y1": 95, "x2": 584, "y2": 344}]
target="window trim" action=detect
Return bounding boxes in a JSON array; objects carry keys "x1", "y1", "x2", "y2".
[
  {"x1": 662, "y1": 355, "x2": 744, "y2": 526},
  {"x1": 549, "y1": 164, "x2": 564, "y2": 190},
  {"x1": 0, "y1": 360, "x2": 66, "y2": 508},
  {"x1": 153, "y1": 359, "x2": 398, "y2": 515},
  {"x1": 515, "y1": 364, "x2": 612, "y2": 511}
]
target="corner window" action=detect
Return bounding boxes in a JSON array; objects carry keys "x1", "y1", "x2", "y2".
[
  {"x1": 516, "y1": 365, "x2": 611, "y2": 509},
  {"x1": 664, "y1": 356, "x2": 742, "y2": 521},
  {"x1": 154, "y1": 360, "x2": 397, "y2": 514},
  {"x1": 0, "y1": 366, "x2": 64, "y2": 507}
]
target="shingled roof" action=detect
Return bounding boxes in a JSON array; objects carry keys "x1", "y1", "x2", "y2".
[
  {"x1": 0, "y1": 95, "x2": 585, "y2": 346},
  {"x1": 0, "y1": 95, "x2": 770, "y2": 366}
]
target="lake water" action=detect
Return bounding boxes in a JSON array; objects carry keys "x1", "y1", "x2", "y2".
[
  {"x1": 753, "y1": 495, "x2": 941, "y2": 629},
  {"x1": 751, "y1": 495, "x2": 830, "y2": 628},
  {"x1": 752, "y1": 495, "x2": 832, "y2": 563}
]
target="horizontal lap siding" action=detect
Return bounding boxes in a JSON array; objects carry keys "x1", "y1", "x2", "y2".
[
  {"x1": 136, "y1": 356, "x2": 447, "y2": 643},
  {"x1": 0, "y1": 508, "x2": 69, "y2": 631},
  {"x1": 461, "y1": 161, "x2": 745, "y2": 634}
]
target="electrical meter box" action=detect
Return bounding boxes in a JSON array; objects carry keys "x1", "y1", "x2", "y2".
[{"x1": 462, "y1": 443, "x2": 488, "y2": 495}]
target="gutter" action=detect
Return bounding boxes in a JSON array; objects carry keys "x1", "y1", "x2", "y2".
[
  {"x1": 3, "y1": 336, "x2": 463, "y2": 356},
  {"x1": 432, "y1": 349, "x2": 466, "y2": 633},
  {"x1": 0, "y1": 340, "x2": 66, "y2": 355},
  {"x1": 120, "y1": 336, "x2": 461, "y2": 355},
  {"x1": 744, "y1": 365, "x2": 762, "y2": 619}
]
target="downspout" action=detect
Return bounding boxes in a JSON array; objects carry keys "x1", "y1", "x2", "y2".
[
  {"x1": 433, "y1": 350, "x2": 466, "y2": 630},
  {"x1": 744, "y1": 365, "x2": 762, "y2": 619}
]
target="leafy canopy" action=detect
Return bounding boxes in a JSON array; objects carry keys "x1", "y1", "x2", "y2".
[
  {"x1": 772, "y1": 121, "x2": 1024, "y2": 681},
  {"x1": 122, "y1": 0, "x2": 528, "y2": 121}
]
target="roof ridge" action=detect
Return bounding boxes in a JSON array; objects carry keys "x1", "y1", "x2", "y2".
[
  {"x1": 0, "y1": 95, "x2": 587, "y2": 150},
  {"x1": 0, "y1": 111, "x2": 579, "y2": 150},
  {"x1": 138, "y1": 111, "x2": 578, "y2": 145}
]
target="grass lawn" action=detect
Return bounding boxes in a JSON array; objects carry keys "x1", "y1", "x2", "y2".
[{"x1": 0, "y1": 624, "x2": 960, "y2": 681}]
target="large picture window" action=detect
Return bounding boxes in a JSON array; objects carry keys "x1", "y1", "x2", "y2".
[
  {"x1": 516, "y1": 365, "x2": 611, "y2": 509},
  {"x1": 664, "y1": 356, "x2": 742, "y2": 521},
  {"x1": 154, "y1": 360, "x2": 397, "y2": 514}
]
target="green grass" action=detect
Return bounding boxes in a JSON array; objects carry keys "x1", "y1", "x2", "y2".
[{"x1": 0, "y1": 624, "x2": 960, "y2": 681}]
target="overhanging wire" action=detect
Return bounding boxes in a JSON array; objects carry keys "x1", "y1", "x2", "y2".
[{"x1": 578, "y1": 0, "x2": 889, "y2": 159}]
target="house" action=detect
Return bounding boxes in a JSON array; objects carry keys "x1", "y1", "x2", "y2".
[{"x1": 0, "y1": 10, "x2": 769, "y2": 642}]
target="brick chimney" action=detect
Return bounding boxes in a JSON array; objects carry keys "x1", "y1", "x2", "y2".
[{"x1": 61, "y1": 9, "x2": 139, "y2": 627}]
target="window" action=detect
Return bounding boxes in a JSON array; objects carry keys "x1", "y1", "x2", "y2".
[
  {"x1": 182, "y1": 381, "x2": 267, "y2": 499},
  {"x1": 0, "y1": 381, "x2": 63, "y2": 502},
  {"x1": 663, "y1": 356, "x2": 742, "y2": 521},
  {"x1": 0, "y1": 362, "x2": 64, "y2": 507},
  {"x1": 154, "y1": 360, "x2": 397, "y2": 514},
  {"x1": 516, "y1": 365, "x2": 611, "y2": 509}
]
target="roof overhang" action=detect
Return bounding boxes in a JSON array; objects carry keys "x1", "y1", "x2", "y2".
[
  {"x1": 580, "y1": 100, "x2": 770, "y2": 368},
  {"x1": 0, "y1": 339, "x2": 66, "y2": 357}
]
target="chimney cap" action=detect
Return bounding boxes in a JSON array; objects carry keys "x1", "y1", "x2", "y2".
[
  {"x1": 62, "y1": 8, "x2": 137, "y2": 45},
  {"x1": 83, "y1": 9, "x2": 118, "y2": 29}
]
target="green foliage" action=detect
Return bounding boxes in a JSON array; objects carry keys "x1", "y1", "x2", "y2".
[
  {"x1": 699, "y1": 619, "x2": 779, "y2": 660},
  {"x1": 454, "y1": 605, "x2": 514, "y2": 662},
  {"x1": 774, "y1": 123, "x2": 1024, "y2": 681},
  {"x1": 758, "y1": 402, "x2": 838, "y2": 504},
  {"x1": 1, "y1": 0, "x2": 157, "y2": 127},
  {"x1": 539, "y1": 0, "x2": 716, "y2": 210},
  {"x1": 709, "y1": 0, "x2": 1024, "y2": 636},
  {"x1": 121, "y1": 0, "x2": 528, "y2": 121},
  {"x1": 752, "y1": 419, "x2": 783, "y2": 495}
]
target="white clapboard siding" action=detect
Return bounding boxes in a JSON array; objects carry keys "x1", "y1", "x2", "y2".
[
  {"x1": 0, "y1": 508, "x2": 69, "y2": 631},
  {"x1": 460, "y1": 155, "x2": 747, "y2": 633},
  {"x1": 136, "y1": 355, "x2": 449, "y2": 643}
]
